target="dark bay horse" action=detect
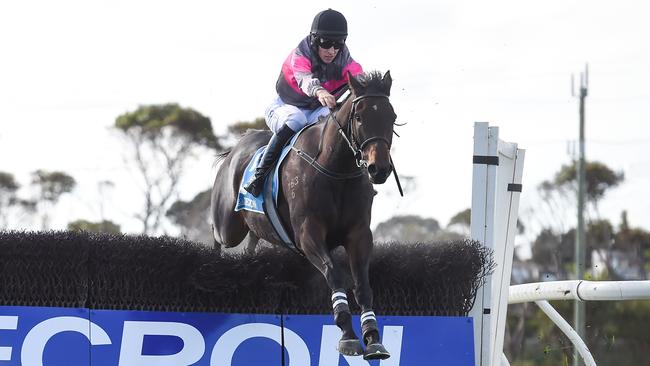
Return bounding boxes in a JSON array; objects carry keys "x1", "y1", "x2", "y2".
[{"x1": 211, "y1": 70, "x2": 397, "y2": 360}]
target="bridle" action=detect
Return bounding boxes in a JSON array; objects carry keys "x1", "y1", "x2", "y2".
[
  {"x1": 331, "y1": 93, "x2": 391, "y2": 168},
  {"x1": 290, "y1": 92, "x2": 404, "y2": 196}
]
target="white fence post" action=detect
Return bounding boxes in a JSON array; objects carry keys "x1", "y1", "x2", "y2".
[{"x1": 469, "y1": 122, "x2": 525, "y2": 366}]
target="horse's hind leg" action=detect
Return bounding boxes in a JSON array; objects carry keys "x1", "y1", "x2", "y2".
[
  {"x1": 211, "y1": 183, "x2": 249, "y2": 250},
  {"x1": 212, "y1": 211, "x2": 248, "y2": 249},
  {"x1": 346, "y1": 227, "x2": 390, "y2": 360},
  {"x1": 300, "y1": 220, "x2": 363, "y2": 357}
]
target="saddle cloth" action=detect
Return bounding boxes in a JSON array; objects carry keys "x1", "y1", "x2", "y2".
[
  {"x1": 234, "y1": 128, "x2": 310, "y2": 254},
  {"x1": 234, "y1": 132, "x2": 300, "y2": 213}
]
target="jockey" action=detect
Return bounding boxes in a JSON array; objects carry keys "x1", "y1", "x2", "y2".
[{"x1": 243, "y1": 8, "x2": 364, "y2": 196}]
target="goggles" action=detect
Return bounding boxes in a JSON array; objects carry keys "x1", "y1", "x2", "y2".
[{"x1": 316, "y1": 37, "x2": 345, "y2": 50}]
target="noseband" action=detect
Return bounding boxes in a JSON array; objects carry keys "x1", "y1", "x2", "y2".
[{"x1": 333, "y1": 93, "x2": 391, "y2": 168}]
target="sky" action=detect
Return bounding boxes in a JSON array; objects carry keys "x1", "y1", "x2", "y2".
[{"x1": 1, "y1": 0, "x2": 649, "y2": 244}]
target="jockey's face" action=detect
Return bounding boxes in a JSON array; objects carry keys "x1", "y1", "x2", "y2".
[{"x1": 318, "y1": 45, "x2": 339, "y2": 64}]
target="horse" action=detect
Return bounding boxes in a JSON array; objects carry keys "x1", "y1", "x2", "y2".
[{"x1": 211, "y1": 70, "x2": 397, "y2": 360}]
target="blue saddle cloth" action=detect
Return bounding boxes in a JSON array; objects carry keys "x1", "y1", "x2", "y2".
[{"x1": 234, "y1": 131, "x2": 302, "y2": 213}]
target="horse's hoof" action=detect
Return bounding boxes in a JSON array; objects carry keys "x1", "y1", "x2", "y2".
[
  {"x1": 338, "y1": 339, "x2": 364, "y2": 356},
  {"x1": 363, "y1": 343, "x2": 391, "y2": 360}
]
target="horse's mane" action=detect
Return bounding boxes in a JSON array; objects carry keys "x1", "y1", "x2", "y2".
[{"x1": 357, "y1": 70, "x2": 387, "y2": 94}]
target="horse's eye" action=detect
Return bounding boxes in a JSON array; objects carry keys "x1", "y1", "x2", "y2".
[{"x1": 355, "y1": 115, "x2": 362, "y2": 122}]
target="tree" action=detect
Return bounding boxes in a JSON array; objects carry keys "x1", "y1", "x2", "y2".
[
  {"x1": 227, "y1": 117, "x2": 268, "y2": 136},
  {"x1": 530, "y1": 228, "x2": 574, "y2": 279},
  {"x1": 67, "y1": 219, "x2": 121, "y2": 234},
  {"x1": 0, "y1": 172, "x2": 19, "y2": 228},
  {"x1": 447, "y1": 208, "x2": 523, "y2": 237},
  {"x1": 508, "y1": 162, "x2": 650, "y2": 365},
  {"x1": 161, "y1": 117, "x2": 267, "y2": 244},
  {"x1": 222, "y1": 117, "x2": 268, "y2": 148},
  {"x1": 166, "y1": 189, "x2": 213, "y2": 244},
  {"x1": 611, "y1": 211, "x2": 650, "y2": 279},
  {"x1": 531, "y1": 160, "x2": 624, "y2": 278},
  {"x1": 539, "y1": 160, "x2": 624, "y2": 223},
  {"x1": 373, "y1": 215, "x2": 465, "y2": 242},
  {"x1": 114, "y1": 103, "x2": 221, "y2": 234},
  {"x1": 448, "y1": 208, "x2": 471, "y2": 227},
  {"x1": 0, "y1": 171, "x2": 38, "y2": 229},
  {"x1": 31, "y1": 170, "x2": 76, "y2": 230}
]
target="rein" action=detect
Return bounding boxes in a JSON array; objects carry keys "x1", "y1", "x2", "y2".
[
  {"x1": 330, "y1": 94, "x2": 391, "y2": 168},
  {"x1": 292, "y1": 92, "x2": 404, "y2": 196}
]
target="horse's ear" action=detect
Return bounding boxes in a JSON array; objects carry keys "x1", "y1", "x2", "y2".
[
  {"x1": 348, "y1": 71, "x2": 365, "y2": 95},
  {"x1": 382, "y1": 70, "x2": 392, "y2": 96}
]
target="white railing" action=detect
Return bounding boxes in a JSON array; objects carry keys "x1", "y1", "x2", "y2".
[
  {"x1": 509, "y1": 280, "x2": 650, "y2": 304},
  {"x1": 503, "y1": 280, "x2": 650, "y2": 366}
]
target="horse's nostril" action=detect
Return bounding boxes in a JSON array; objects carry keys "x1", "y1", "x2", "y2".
[
  {"x1": 367, "y1": 164, "x2": 377, "y2": 175},
  {"x1": 379, "y1": 167, "x2": 391, "y2": 178}
]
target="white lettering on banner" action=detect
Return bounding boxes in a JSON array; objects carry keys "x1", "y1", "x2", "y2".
[
  {"x1": 210, "y1": 323, "x2": 310, "y2": 366},
  {"x1": 0, "y1": 316, "x2": 18, "y2": 361},
  {"x1": 380, "y1": 326, "x2": 404, "y2": 365},
  {"x1": 119, "y1": 321, "x2": 205, "y2": 366},
  {"x1": 20, "y1": 316, "x2": 111, "y2": 366},
  {"x1": 318, "y1": 325, "x2": 404, "y2": 366},
  {"x1": 2, "y1": 314, "x2": 410, "y2": 365}
]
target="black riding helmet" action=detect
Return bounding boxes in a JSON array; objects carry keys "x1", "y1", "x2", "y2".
[{"x1": 310, "y1": 9, "x2": 347, "y2": 41}]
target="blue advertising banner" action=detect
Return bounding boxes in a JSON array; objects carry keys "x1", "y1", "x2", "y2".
[{"x1": 0, "y1": 306, "x2": 474, "y2": 365}]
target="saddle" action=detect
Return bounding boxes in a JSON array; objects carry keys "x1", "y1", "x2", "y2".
[{"x1": 234, "y1": 127, "x2": 311, "y2": 254}]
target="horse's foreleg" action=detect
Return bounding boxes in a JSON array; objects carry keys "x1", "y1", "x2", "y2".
[
  {"x1": 346, "y1": 228, "x2": 390, "y2": 360},
  {"x1": 300, "y1": 222, "x2": 363, "y2": 357},
  {"x1": 245, "y1": 232, "x2": 259, "y2": 255}
]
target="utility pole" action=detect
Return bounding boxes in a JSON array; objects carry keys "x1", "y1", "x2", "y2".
[{"x1": 571, "y1": 64, "x2": 588, "y2": 366}]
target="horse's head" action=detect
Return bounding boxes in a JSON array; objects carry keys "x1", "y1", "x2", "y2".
[{"x1": 347, "y1": 70, "x2": 397, "y2": 184}]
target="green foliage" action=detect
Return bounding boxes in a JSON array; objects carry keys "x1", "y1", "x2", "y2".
[
  {"x1": 0, "y1": 172, "x2": 19, "y2": 192},
  {"x1": 530, "y1": 228, "x2": 574, "y2": 277},
  {"x1": 551, "y1": 160, "x2": 624, "y2": 202},
  {"x1": 166, "y1": 189, "x2": 213, "y2": 245},
  {"x1": 0, "y1": 172, "x2": 21, "y2": 228},
  {"x1": 587, "y1": 219, "x2": 614, "y2": 250},
  {"x1": 447, "y1": 207, "x2": 524, "y2": 234},
  {"x1": 373, "y1": 215, "x2": 453, "y2": 242},
  {"x1": 115, "y1": 103, "x2": 220, "y2": 149},
  {"x1": 0, "y1": 172, "x2": 19, "y2": 208},
  {"x1": 114, "y1": 104, "x2": 221, "y2": 234},
  {"x1": 67, "y1": 219, "x2": 121, "y2": 234},
  {"x1": 227, "y1": 117, "x2": 268, "y2": 136},
  {"x1": 30, "y1": 170, "x2": 76, "y2": 202},
  {"x1": 166, "y1": 189, "x2": 211, "y2": 226},
  {"x1": 523, "y1": 207, "x2": 650, "y2": 364},
  {"x1": 614, "y1": 213, "x2": 650, "y2": 252},
  {"x1": 448, "y1": 208, "x2": 470, "y2": 227},
  {"x1": 507, "y1": 301, "x2": 574, "y2": 365},
  {"x1": 508, "y1": 292, "x2": 650, "y2": 365}
]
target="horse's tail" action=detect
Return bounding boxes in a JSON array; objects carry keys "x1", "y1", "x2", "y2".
[{"x1": 213, "y1": 150, "x2": 231, "y2": 169}]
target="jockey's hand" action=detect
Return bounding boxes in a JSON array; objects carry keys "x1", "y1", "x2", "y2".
[{"x1": 316, "y1": 89, "x2": 336, "y2": 109}]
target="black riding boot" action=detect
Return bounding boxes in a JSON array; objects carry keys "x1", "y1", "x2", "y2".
[{"x1": 243, "y1": 124, "x2": 295, "y2": 196}]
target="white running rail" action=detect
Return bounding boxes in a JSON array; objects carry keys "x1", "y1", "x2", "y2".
[
  {"x1": 504, "y1": 280, "x2": 650, "y2": 366},
  {"x1": 509, "y1": 280, "x2": 650, "y2": 304}
]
